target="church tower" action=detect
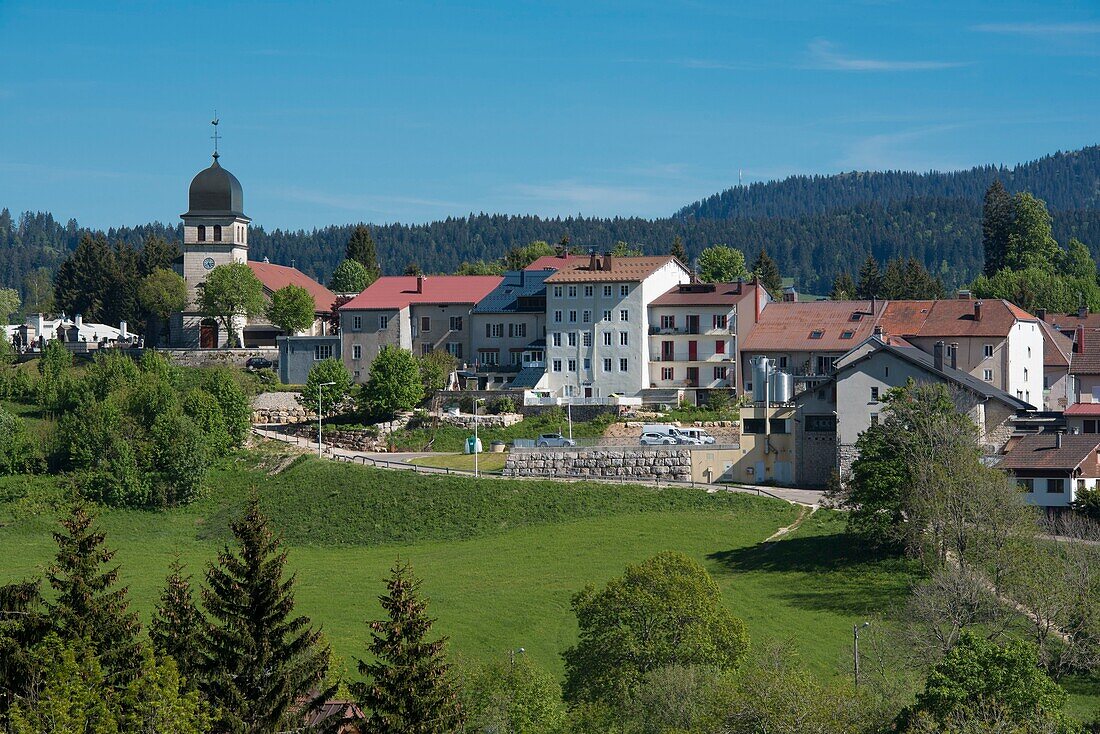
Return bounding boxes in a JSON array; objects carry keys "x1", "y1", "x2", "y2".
[{"x1": 176, "y1": 120, "x2": 251, "y2": 347}]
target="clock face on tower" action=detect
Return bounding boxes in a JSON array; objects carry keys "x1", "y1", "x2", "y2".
[{"x1": 203, "y1": 257, "x2": 215, "y2": 270}]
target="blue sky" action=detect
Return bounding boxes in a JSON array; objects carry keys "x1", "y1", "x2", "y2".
[{"x1": 1, "y1": 1, "x2": 1098, "y2": 230}]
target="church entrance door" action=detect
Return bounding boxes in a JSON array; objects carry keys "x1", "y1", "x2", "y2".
[{"x1": 200, "y1": 319, "x2": 218, "y2": 349}]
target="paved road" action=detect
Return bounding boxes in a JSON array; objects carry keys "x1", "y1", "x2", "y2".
[{"x1": 252, "y1": 427, "x2": 827, "y2": 507}]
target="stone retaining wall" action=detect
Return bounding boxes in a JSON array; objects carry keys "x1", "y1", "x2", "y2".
[
  {"x1": 439, "y1": 412, "x2": 524, "y2": 429},
  {"x1": 503, "y1": 447, "x2": 692, "y2": 481},
  {"x1": 163, "y1": 348, "x2": 278, "y2": 369}
]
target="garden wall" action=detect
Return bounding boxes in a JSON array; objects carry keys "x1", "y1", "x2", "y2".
[{"x1": 503, "y1": 447, "x2": 692, "y2": 481}]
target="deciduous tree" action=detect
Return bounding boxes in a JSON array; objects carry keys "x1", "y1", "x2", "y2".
[
  {"x1": 329, "y1": 258, "x2": 371, "y2": 293},
  {"x1": 697, "y1": 245, "x2": 749, "y2": 283},
  {"x1": 360, "y1": 346, "x2": 424, "y2": 417},
  {"x1": 266, "y1": 283, "x2": 316, "y2": 334},
  {"x1": 503, "y1": 240, "x2": 556, "y2": 270},
  {"x1": 1005, "y1": 192, "x2": 1060, "y2": 271},
  {"x1": 301, "y1": 357, "x2": 353, "y2": 416},
  {"x1": 138, "y1": 268, "x2": 188, "y2": 343},
  {"x1": 0, "y1": 288, "x2": 19, "y2": 322},
  {"x1": 196, "y1": 262, "x2": 266, "y2": 347}
]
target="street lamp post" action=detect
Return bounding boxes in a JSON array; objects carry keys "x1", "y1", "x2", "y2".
[
  {"x1": 317, "y1": 381, "x2": 336, "y2": 458},
  {"x1": 853, "y1": 621, "x2": 870, "y2": 688},
  {"x1": 473, "y1": 398, "x2": 485, "y2": 477}
]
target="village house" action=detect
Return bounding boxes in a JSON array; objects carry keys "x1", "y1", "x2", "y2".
[
  {"x1": 468, "y1": 269, "x2": 553, "y2": 389},
  {"x1": 998, "y1": 432, "x2": 1100, "y2": 511}
]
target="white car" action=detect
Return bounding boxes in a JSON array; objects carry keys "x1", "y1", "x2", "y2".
[{"x1": 640, "y1": 431, "x2": 677, "y2": 446}]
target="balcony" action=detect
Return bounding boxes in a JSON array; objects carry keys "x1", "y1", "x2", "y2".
[
  {"x1": 649, "y1": 325, "x2": 733, "y2": 336},
  {"x1": 655, "y1": 354, "x2": 736, "y2": 363}
]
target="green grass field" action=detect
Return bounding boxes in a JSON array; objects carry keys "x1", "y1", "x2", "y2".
[{"x1": 0, "y1": 444, "x2": 1095, "y2": 718}]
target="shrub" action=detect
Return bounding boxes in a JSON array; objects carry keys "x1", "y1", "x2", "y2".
[
  {"x1": 0, "y1": 407, "x2": 40, "y2": 475},
  {"x1": 490, "y1": 396, "x2": 516, "y2": 415},
  {"x1": 205, "y1": 370, "x2": 251, "y2": 447}
]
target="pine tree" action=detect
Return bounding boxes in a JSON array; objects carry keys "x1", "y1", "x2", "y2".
[
  {"x1": 0, "y1": 581, "x2": 51, "y2": 720},
  {"x1": 54, "y1": 233, "x2": 116, "y2": 320},
  {"x1": 670, "y1": 235, "x2": 688, "y2": 263},
  {"x1": 829, "y1": 272, "x2": 856, "y2": 300},
  {"x1": 150, "y1": 557, "x2": 206, "y2": 687},
  {"x1": 355, "y1": 561, "x2": 461, "y2": 734},
  {"x1": 752, "y1": 249, "x2": 782, "y2": 296},
  {"x1": 879, "y1": 258, "x2": 907, "y2": 300},
  {"x1": 346, "y1": 224, "x2": 382, "y2": 283},
  {"x1": 856, "y1": 255, "x2": 881, "y2": 299},
  {"x1": 45, "y1": 501, "x2": 142, "y2": 685},
  {"x1": 202, "y1": 495, "x2": 332, "y2": 733},
  {"x1": 982, "y1": 180, "x2": 1014, "y2": 276}
]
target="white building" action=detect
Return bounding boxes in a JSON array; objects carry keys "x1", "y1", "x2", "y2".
[{"x1": 999, "y1": 433, "x2": 1100, "y2": 510}]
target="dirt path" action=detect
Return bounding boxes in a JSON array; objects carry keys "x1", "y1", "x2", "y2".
[{"x1": 763, "y1": 503, "x2": 818, "y2": 545}]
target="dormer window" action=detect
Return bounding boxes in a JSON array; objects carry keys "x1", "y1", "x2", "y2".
[
  {"x1": 810, "y1": 329, "x2": 824, "y2": 339},
  {"x1": 849, "y1": 312, "x2": 863, "y2": 322},
  {"x1": 840, "y1": 330, "x2": 854, "y2": 339},
  {"x1": 198, "y1": 225, "x2": 206, "y2": 242},
  {"x1": 214, "y1": 225, "x2": 222, "y2": 242}
]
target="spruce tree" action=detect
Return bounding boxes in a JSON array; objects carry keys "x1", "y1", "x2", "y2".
[
  {"x1": 752, "y1": 249, "x2": 782, "y2": 296},
  {"x1": 856, "y1": 255, "x2": 881, "y2": 299},
  {"x1": 150, "y1": 557, "x2": 206, "y2": 687},
  {"x1": 45, "y1": 501, "x2": 142, "y2": 685},
  {"x1": 202, "y1": 495, "x2": 332, "y2": 733},
  {"x1": 829, "y1": 272, "x2": 856, "y2": 300},
  {"x1": 346, "y1": 224, "x2": 382, "y2": 284},
  {"x1": 982, "y1": 180, "x2": 1014, "y2": 276},
  {"x1": 0, "y1": 581, "x2": 51, "y2": 720},
  {"x1": 53, "y1": 233, "x2": 115, "y2": 320},
  {"x1": 670, "y1": 235, "x2": 688, "y2": 263},
  {"x1": 879, "y1": 258, "x2": 907, "y2": 300},
  {"x1": 355, "y1": 561, "x2": 461, "y2": 734}
]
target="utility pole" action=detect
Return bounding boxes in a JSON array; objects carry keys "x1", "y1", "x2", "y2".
[
  {"x1": 473, "y1": 398, "x2": 484, "y2": 477},
  {"x1": 317, "y1": 381, "x2": 335, "y2": 457},
  {"x1": 853, "y1": 621, "x2": 870, "y2": 688}
]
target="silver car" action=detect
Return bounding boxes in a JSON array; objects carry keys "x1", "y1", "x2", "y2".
[
  {"x1": 536, "y1": 433, "x2": 576, "y2": 448},
  {"x1": 640, "y1": 431, "x2": 677, "y2": 446}
]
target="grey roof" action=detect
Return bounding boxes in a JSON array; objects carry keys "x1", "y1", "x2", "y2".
[
  {"x1": 472, "y1": 270, "x2": 554, "y2": 313},
  {"x1": 838, "y1": 336, "x2": 1034, "y2": 411},
  {"x1": 509, "y1": 364, "x2": 546, "y2": 388},
  {"x1": 183, "y1": 157, "x2": 247, "y2": 219}
]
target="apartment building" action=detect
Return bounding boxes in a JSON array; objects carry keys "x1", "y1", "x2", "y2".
[
  {"x1": 338, "y1": 274, "x2": 502, "y2": 382},
  {"x1": 469, "y1": 269, "x2": 553, "y2": 388},
  {"x1": 543, "y1": 253, "x2": 690, "y2": 398},
  {"x1": 646, "y1": 280, "x2": 768, "y2": 395}
]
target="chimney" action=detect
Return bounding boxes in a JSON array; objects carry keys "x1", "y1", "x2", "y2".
[
  {"x1": 1080, "y1": 304, "x2": 1089, "y2": 320},
  {"x1": 873, "y1": 325, "x2": 884, "y2": 338},
  {"x1": 754, "y1": 276, "x2": 762, "y2": 323},
  {"x1": 974, "y1": 300, "x2": 983, "y2": 322},
  {"x1": 934, "y1": 340, "x2": 945, "y2": 371},
  {"x1": 75, "y1": 313, "x2": 83, "y2": 329},
  {"x1": 1036, "y1": 308, "x2": 1047, "y2": 321},
  {"x1": 416, "y1": 275, "x2": 425, "y2": 294},
  {"x1": 957, "y1": 289, "x2": 972, "y2": 300},
  {"x1": 950, "y1": 342, "x2": 959, "y2": 370},
  {"x1": 1056, "y1": 431, "x2": 1063, "y2": 449},
  {"x1": 783, "y1": 286, "x2": 798, "y2": 303},
  {"x1": 120, "y1": 321, "x2": 128, "y2": 339},
  {"x1": 589, "y1": 249, "x2": 598, "y2": 271},
  {"x1": 871, "y1": 295, "x2": 876, "y2": 314},
  {"x1": 1076, "y1": 324, "x2": 1085, "y2": 353},
  {"x1": 602, "y1": 253, "x2": 613, "y2": 271},
  {"x1": 735, "y1": 277, "x2": 743, "y2": 295}
]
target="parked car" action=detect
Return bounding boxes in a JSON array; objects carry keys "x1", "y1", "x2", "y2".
[
  {"x1": 640, "y1": 431, "x2": 677, "y2": 446},
  {"x1": 677, "y1": 428, "x2": 716, "y2": 444},
  {"x1": 245, "y1": 356, "x2": 273, "y2": 370},
  {"x1": 641, "y1": 423, "x2": 702, "y2": 445},
  {"x1": 536, "y1": 433, "x2": 576, "y2": 448}
]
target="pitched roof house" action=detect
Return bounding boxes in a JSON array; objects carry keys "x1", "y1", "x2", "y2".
[{"x1": 998, "y1": 433, "x2": 1100, "y2": 509}]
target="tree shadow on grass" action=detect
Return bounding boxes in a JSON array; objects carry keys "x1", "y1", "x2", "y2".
[{"x1": 707, "y1": 534, "x2": 918, "y2": 617}]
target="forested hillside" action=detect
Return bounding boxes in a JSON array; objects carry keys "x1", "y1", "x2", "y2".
[{"x1": 3, "y1": 146, "x2": 1099, "y2": 301}]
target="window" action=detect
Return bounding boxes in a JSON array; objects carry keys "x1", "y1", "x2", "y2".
[
  {"x1": 713, "y1": 366, "x2": 728, "y2": 380},
  {"x1": 1047, "y1": 478, "x2": 1066, "y2": 494},
  {"x1": 603, "y1": 358, "x2": 612, "y2": 371},
  {"x1": 603, "y1": 332, "x2": 613, "y2": 346},
  {"x1": 582, "y1": 310, "x2": 591, "y2": 323},
  {"x1": 553, "y1": 286, "x2": 563, "y2": 298},
  {"x1": 554, "y1": 310, "x2": 562, "y2": 323},
  {"x1": 552, "y1": 332, "x2": 562, "y2": 347},
  {"x1": 379, "y1": 315, "x2": 388, "y2": 330},
  {"x1": 197, "y1": 225, "x2": 206, "y2": 241},
  {"x1": 840, "y1": 330, "x2": 854, "y2": 339},
  {"x1": 447, "y1": 342, "x2": 462, "y2": 358},
  {"x1": 870, "y1": 414, "x2": 880, "y2": 426},
  {"x1": 603, "y1": 285, "x2": 613, "y2": 297},
  {"x1": 584, "y1": 285, "x2": 593, "y2": 297},
  {"x1": 450, "y1": 316, "x2": 463, "y2": 331},
  {"x1": 1085, "y1": 420, "x2": 1098, "y2": 434},
  {"x1": 885, "y1": 365, "x2": 889, "y2": 378},
  {"x1": 1024, "y1": 368, "x2": 1029, "y2": 381},
  {"x1": 809, "y1": 329, "x2": 824, "y2": 339},
  {"x1": 583, "y1": 332, "x2": 592, "y2": 347},
  {"x1": 478, "y1": 350, "x2": 499, "y2": 365},
  {"x1": 870, "y1": 387, "x2": 880, "y2": 402},
  {"x1": 712, "y1": 314, "x2": 727, "y2": 329},
  {"x1": 661, "y1": 367, "x2": 674, "y2": 380},
  {"x1": 569, "y1": 310, "x2": 577, "y2": 323},
  {"x1": 487, "y1": 323, "x2": 503, "y2": 338},
  {"x1": 421, "y1": 344, "x2": 432, "y2": 355},
  {"x1": 420, "y1": 316, "x2": 431, "y2": 332},
  {"x1": 602, "y1": 310, "x2": 612, "y2": 321},
  {"x1": 314, "y1": 344, "x2": 333, "y2": 360},
  {"x1": 984, "y1": 369, "x2": 993, "y2": 381},
  {"x1": 352, "y1": 315, "x2": 363, "y2": 330},
  {"x1": 568, "y1": 286, "x2": 577, "y2": 298},
  {"x1": 661, "y1": 315, "x2": 675, "y2": 329},
  {"x1": 564, "y1": 385, "x2": 575, "y2": 397},
  {"x1": 619, "y1": 358, "x2": 628, "y2": 371},
  {"x1": 553, "y1": 359, "x2": 562, "y2": 372},
  {"x1": 567, "y1": 359, "x2": 577, "y2": 371},
  {"x1": 213, "y1": 225, "x2": 222, "y2": 242},
  {"x1": 620, "y1": 310, "x2": 628, "y2": 321},
  {"x1": 515, "y1": 323, "x2": 528, "y2": 338},
  {"x1": 620, "y1": 332, "x2": 629, "y2": 346},
  {"x1": 568, "y1": 333, "x2": 577, "y2": 347},
  {"x1": 620, "y1": 285, "x2": 630, "y2": 297},
  {"x1": 352, "y1": 344, "x2": 362, "y2": 360},
  {"x1": 715, "y1": 340, "x2": 725, "y2": 354},
  {"x1": 583, "y1": 358, "x2": 591, "y2": 369},
  {"x1": 946, "y1": 344, "x2": 956, "y2": 358},
  {"x1": 984, "y1": 344, "x2": 994, "y2": 358},
  {"x1": 779, "y1": 356, "x2": 788, "y2": 369},
  {"x1": 805, "y1": 415, "x2": 837, "y2": 432},
  {"x1": 742, "y1": 418, "x2": 766, "y2": 434}
]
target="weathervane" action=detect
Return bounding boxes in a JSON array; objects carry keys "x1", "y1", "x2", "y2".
[{"x1": 211, "y1": 112, "x2": 221, "y2": 160}]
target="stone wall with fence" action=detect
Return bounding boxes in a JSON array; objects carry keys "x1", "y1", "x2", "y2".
[
  {"x1": 163, "y1": 347, "x2": 278, "y2": 369},
  {"x1": 503, "y1": 447, "x2": 693, "y2": 481}
]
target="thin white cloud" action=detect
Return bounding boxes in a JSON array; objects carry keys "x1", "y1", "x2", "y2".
[
  {"x1": 973, "y1": 22, "x2": 1100, "y2": 36},
  {"x1": 837, "y1": 125, "x2": 967, "y2": 171},
  {"x1": 807, "y1": 39, "x2": 965, "y2": 71}
]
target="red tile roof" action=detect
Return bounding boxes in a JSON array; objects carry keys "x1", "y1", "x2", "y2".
[
  {"x1": 525, "y1": 254, "x2": 591, "y2": 271},
  {"x1": 544, "y1": 255, "x2": 686, "y2": 283},
  {"x1": 741, "y1": 300, "x2": 885, "y2": 351},
  {"x1": 247, "y1": 261, "x2": 337, "y2": 312},
  {"x1": 1043, "y1": 311, "x2": 1100, "y2": 335},
  {"x1": 878, "y1": 299, "x2": 1036, "y2": 339},
  {"x1": 1070, "y1": 327, "x2": 1100, "y2": 375},
  {"x1": 1065, "y1": 403, "x2": 1100, "y2": 417},
  {"x1": 1039, "y1": 320, "x2": 1072, "y2": 368},
  {"x1": 339, "y1": 275, "x2": 503, "y2": 311},
  {"x1": 998, "y1": 433, "x2": 1100, "y2": 473},
  {"x1": 651, "y1": 281, "x2": 762, "y2": 307}
]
